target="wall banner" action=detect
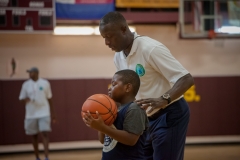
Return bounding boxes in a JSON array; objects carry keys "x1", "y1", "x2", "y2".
[
  {"x1": 56, "y1": 0, "x2": 115, "y2": 20},
  {"x1": 116, "y1": 0, "x2": 179, "y2": 8}
]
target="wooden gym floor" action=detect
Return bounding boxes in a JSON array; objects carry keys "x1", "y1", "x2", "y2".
[{"x1": 0, "y1": 144, "x2": 240, "y2": 160}]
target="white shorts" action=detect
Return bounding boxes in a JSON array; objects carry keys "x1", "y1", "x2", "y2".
[{"x1": 24, "y1": 116, "x2": 51, "y2": 135}]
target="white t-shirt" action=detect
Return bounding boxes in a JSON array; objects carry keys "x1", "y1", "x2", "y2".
[
  {"x1": 114, "y1": 32, "x2": 189, "y2": 100},
  {"x1": 19, "y1": 78, "x2": 52, "y2": 119}
]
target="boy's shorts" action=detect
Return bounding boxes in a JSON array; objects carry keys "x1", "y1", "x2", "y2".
[{"x1": 24, "y1": 116, "x2": 51, "y2": 135}]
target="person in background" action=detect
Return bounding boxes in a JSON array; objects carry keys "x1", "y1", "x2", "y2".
[{"x1": 19, "y1": 67, "x2": 56, "y2": 160}]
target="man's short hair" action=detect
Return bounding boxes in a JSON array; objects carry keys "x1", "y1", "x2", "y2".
[
  {"x1": 100, "y1": 11, "x2": 126, "y2": 26},
  {"x1": 115, "y1": 69, "x2": 140, "y2": 96}
]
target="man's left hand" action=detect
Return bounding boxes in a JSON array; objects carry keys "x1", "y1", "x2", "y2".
[{"x1": 135, "y1": 97, "x2": 168, "y2": 114}]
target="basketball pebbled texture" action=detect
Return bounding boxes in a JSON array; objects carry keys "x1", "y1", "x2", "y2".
[{"x1": 81, "y1": 94, "x2": 118, "y2": 126}]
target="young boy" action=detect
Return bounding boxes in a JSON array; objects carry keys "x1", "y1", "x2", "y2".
[{"x1": 83, "y1": 69, "x2": 148, "y2": 160}]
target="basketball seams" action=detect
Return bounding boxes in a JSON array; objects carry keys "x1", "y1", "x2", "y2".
[
  {"x1": 87, "y1": 99, "x2": 112, "y2": 114},
  {"x1": 87, "y1": 98, "x2": 116, "y2": 124},
  {"x1": 102, "y1": 95, "x2": 114, "y2": 112},
  {"x1": 82, "y1": 94, "x2": 117, "y2": 126},
  {"x1": 102, "y1": 95, "x2": 118, "y2": 120}
]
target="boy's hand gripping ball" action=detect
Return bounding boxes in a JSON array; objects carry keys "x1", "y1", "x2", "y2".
[{"x1": 81, "y1": 94, "x2": 118, "y2": 126}]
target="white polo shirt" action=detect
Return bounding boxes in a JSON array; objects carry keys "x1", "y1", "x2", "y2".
[
  {"x1": 19, "y1": 78, "x2": 52, "y2": 119},
  {"x1": 114, "y1": 32, "x2": 189, "y2": 100}
]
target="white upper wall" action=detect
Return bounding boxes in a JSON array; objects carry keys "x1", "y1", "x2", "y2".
[{"x1": 0, "y1": 25, "x2": 240, "y2": 80}]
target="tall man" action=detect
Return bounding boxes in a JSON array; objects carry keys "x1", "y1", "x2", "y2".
[
  {"x1": 19, "y1": 67, "x2": 56, "y2": 160},
  {"x1": 99, "y1": 11, "x2": 194, "y2": 160}
]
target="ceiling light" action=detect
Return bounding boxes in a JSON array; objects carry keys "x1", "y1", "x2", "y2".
[
  {"x1": 54, "y1": 26, "x2": 95, "y2": 35},
  {"x1": 217, "y1": 26, "x2": 240, "y2": 34},
  {"x1": 54, "y1": 26, "x2": 136, "y2": 36}
]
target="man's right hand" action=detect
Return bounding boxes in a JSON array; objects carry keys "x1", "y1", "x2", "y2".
[{"x1": 24, "y1": 98, "x2": 30, "y2": 103}]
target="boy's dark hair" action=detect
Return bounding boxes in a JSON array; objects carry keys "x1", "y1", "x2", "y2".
[
  {"x1": 100, "y1": 11, "x2": 126, "y2": 26},
  {"x1": 115, "y1": 69, "x2": 140, "y2": 96}
]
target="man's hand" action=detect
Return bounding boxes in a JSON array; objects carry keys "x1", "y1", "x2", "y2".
[
  {"x1": 24, "y1": 98, "x2": 31, "y2": 104},
  {"x1": 20, "y1": 98, "x2": 31, "y2": 105},
  {"x1": 51, "y1": 115, "x2": 57, "y2": 124},
  {"x1": 135, "y1": 97, "x2": 168, "y2": 114}
]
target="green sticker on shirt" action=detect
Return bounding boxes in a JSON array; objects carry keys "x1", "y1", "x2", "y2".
[
  {"x1": 39, "y1": 86, "x2": 43, "y2": 90},
  {"x1": 135, "y1": 64, "x2": 145, "y2": 77}
]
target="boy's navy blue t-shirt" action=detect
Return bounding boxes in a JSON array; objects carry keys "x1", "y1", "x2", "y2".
[{"x1": 102, "y1": 102, "x2": 148, "y2": 160}]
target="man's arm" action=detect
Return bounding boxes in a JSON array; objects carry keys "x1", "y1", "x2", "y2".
[
  {"x1": 20, "y1": 98, "x2": 30, "y2": 104},
  {"x1": 48, "y1": 98, "x2": 56, "y2": 123},
  {"x1": 136, "y1": 73, "x2": 194, "y2": 113},
  {"x1": 46, "y1": 81, "x2": 56, "y2": 123},
  {"x1": 166, "y1": 73, "x2": 194, "y2": 103},
  {"x1": 19, "y1": 83, "x2": 30, "y2": 104}
]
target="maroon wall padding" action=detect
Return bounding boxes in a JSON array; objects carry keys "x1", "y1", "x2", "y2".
[
  {"x1": 0, "y1": 77, "x2": 240, "y2": 145},
  {"x1": 187, "y1": 76, "x2": 240, "y2": 136},
  {"x1": 0, "y1": 81, "x2": 4, "y2": 144},
  {"x1": 1, "y1": 80, "x2": 27, "y2": 145}
]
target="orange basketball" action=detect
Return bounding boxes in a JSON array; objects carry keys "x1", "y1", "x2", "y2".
[{"x1": 81, "y1": 94, "x2": 118, "y2": 126}]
